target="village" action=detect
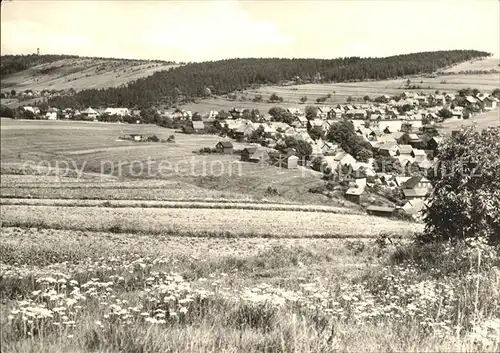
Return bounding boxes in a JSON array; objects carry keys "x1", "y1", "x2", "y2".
[{"x1": 12, "y1": 87, "x2": 500, "y2": 220}]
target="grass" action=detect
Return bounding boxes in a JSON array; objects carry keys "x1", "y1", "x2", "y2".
[
  {"x1": 1, "y1": 119, "x2": 333, "y2": 205},
  {"x1": 436, "y1": 109, "x2": 500, "y2": 135},
  {"x1": 1, "y1": 227, "x2": 498, "y2": 352},
  {"x1": 0, "y1": 204, "x2": 422, "y2": 238},
  {"x1": 0, "y1": 198, "x2": 361, "y2": 214}
]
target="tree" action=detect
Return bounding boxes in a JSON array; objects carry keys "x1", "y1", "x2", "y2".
[
  {"x1": 305, "y1": 105, "x2": 318, "y2": 120},
  {"x1": 248, "y1": 126, "x2": 266, "y2": 143},
  {"x1": 438, "y1": 108, "x2": 453, "y2": 120},
  {"x1": 268, "y1": 107, "x2": 294, "y2": 125},
  {"x1": 300, "y1": 96, "x2": 308, "y2": 104},
  {"x1": 10, "y1": 89, "x2": 16, "y2": 96},
  {"x1": 252, "y1": 94, "x2": 263, "y2": 102},
  {"x1": 0, "y1": 105, "x2": 15, "y2": 118},
  {"x1": 423, "y1": 126, "x2": 500, "y2": 244},
  {"x1": 308, "y1": 125, "x2": 325, "y2": 141},
  {"x1": 326, "y1": 120, "x2": 372, "y2": 161},
  {"x1": 346, "y1": 96, "x2": 353, "y2": 103},
  {"x1": 311, "y1": 156, "x2": 324, "y2": 172},
  {"x1": 192, "y1": 113, "x2": 203, "y2": 121},
  {"x1": 269, "y1": 93, "x2": 283, "y2": 102},
  {"x1": 363, "y1": 95, "x2": 371, "y2": 102},
  {"x1": 492, "y1": 88, "x2": 500, "y2": 99},
  {"x1": 374, "y1": 155, "x2": 399, "y2": 173},
  {"x1": 294, "y1": 140, "x2": 313, "y2": 160}
]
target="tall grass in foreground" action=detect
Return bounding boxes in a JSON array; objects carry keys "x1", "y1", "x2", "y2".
[{"x1": 1, "y1": 234, "x2": 499, "y2": 352}]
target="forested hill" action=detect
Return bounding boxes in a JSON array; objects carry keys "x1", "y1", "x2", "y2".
[{"x1": 48, "y1": 50, "x2": 490, "y2": 109}]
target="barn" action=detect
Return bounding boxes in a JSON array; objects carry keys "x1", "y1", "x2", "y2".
[
  {"x1": 367, "y1": 206, "x2": 396, "y2": 217},
  {"x1": 345, "y1": 187, "x2": 366, "y2": 204},
  {"x1": 215, "y1": 141, "x2": 234, "y2": 154}
]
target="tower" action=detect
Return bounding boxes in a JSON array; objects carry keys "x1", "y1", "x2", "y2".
[{"x1": 37, "y1": 48, "x2": 40, "y2": 55}]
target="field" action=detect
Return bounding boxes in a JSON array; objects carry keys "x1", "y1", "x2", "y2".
[
  {"x1": 442, "y1": 57, "x2": 500, "y2": 73},
  {"x1": 436, "y1": 109, "x2": 500, "y2": 135},
  {"x1": 1, "y1": 57, "x2": 179, "y2": 92},
  {"x1": 180, "y1": 71, "x2": 500, "y2": 113}
]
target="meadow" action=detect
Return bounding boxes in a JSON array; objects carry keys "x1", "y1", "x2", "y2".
[
  {"x1": 1, "y1": 227, "x2": 499, "y2": 352},
  {"x1": 0, "y1": 119, "x2": 333, "y2": 205},
  {"x1": 181, "y1": 71, "x2": 500, "y2": 113},
  {"x1": 437, "y1": 109, "x2": 500, "y2": 135}
]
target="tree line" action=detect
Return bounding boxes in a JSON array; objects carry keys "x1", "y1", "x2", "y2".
[{"x1": 47, "y1": 50, "x2": 490, "y2": 109}]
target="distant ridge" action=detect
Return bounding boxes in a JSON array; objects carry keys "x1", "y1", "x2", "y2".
[
  {"x1": 31, "y1": 50, "x2": 491, "y2": 109},
  {"x1": 0, "y1": 54, "x2": 175, "y2": 77}
]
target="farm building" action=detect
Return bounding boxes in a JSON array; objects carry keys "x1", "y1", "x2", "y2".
[
  {"x1": 241, "y1": 147, "x2": 258, "y2": 162},
  {"x1": 345, "y1": 187, "x2": 366, "y2": 204},
  {"x1": 81, "y1": 107, "x2": 99, "y2": 120},
  {"x1": 104, "y1": 108, "x2": 130, "y2": 117},
  {"x1": 366, "y1": 206, "x2": 395, "y2": 218},
  {"x1": 130, "y1": 134, "x2": 143, "y2": 142},
  {"x1": 402, "y1": 188, "x2": 429, "y2": 201},
  {"x1": 249, "y1": 149, "x2": 270, "y2": 164},
  {"x1": 215, "y1": 141, "x2": 234, "y2": 154},
  {"x1": 484, "y1": 96, "x2": 499, "y2": 110}
]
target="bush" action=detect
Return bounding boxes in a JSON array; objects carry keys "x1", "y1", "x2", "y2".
[{"x1": 423, "y1": 126, "x2": 500, "y2": 244}]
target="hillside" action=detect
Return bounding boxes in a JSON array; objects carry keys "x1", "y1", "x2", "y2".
[
  {"x1": 0, "y1": 54, "x2": 179, "y2": 93},
  {"x1": 45, "y1": 50, "x2": 490, "y2": 109}
]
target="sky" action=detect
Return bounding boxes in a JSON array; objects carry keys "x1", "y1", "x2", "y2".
[{"x1": 1, "y1": 0, "x2": 499, "y2": 62}]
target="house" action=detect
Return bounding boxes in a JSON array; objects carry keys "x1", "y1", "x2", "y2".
[
  {"x1": 345, "y1": 187, "x2": 366, "y2": 204},
  {"x1": 215, "y1": 141, "x2": 234, "y2": 154},
  {"x1": 476, "y1": 93, "x2": 489, "y2": 102},
  {"x1": 397, "y1": 144, "x2": 413, "y2": 156},
  {"x1": 401, "y1": 175, "x2": 432, "y2": 190},
  {"x1": 333, "y1": 151, "x2": 356, "y2": 167},
  {"x1": 465, "y1": 96, "x2": 478, "y2": 105},
  {"x1": 411, "y1": 149, "x2": 427, "y2": 162},
  {"x1": 403, "y1": 188, "x2": 429, "y2": 201},
  {"x1": 22, "y1": 106, "x2": 41, "y2": 115},
  {"x1": 328, "y1": 108, "x2": 344, "y2": 119},
  {"x1": 402, "y1": 199, "x2": 426, "y2": 218},
  {"x1": 317, "y1": 106, "x2": 331, "y2": 118},
  {"x1": 366, "y1": 206, "x2": 395, "y2": 218},
  {"x1": 484, "y1": 96, "x2": 499, "y2": 110},
  {"x1": 104, "y1": 108, "x2": 130, "y2": 117},
  {"x1": 292, "y1": 115, "x2": 308, "y2": 128},
  {"x1": 379, "y1": 120, "x2": 402, "y2": 134},
  {"x1": 191, "y1": 120, "x2": 205, "y2": 131},
  {"x1": 401, "y1": 175, "x2": 432, "y2": 201},
  {"x1": 352, "y1": 169, "x2": 367, "y2": 188},
  {"x1": 418, "y1": 159, "x2": 434, "y2": 173},
  {"x1": 240, "y1": 147, "x2": 258, "y2": 162},
  {"x1": 130, "y1": 134, "x2": 143, "y2": 142},
  {"x1": 428, "y1": 136, "x2": 443, "y2": 151},
  {"x1": 378, "y1": 142, "x2": 399, "y2": 157},
  {"x1": 248, "y1": 149, "x2": 270, "y2": 164},
  {"x1": 81, "y1": 107, "x2": 99, "y2": 120},
  {"x1": 45, "y1": 112, "x2": 57, "y2": 120}
]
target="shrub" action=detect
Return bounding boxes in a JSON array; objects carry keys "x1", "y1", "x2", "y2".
[{"x1": 423, "y1": 126, "x2": 500, "y2": 244}]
